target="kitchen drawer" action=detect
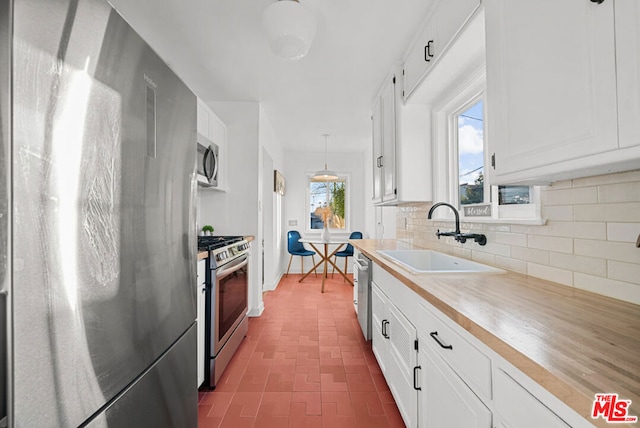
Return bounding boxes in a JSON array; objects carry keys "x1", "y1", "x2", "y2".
[
  {"x1": 416, "y1": 301, "x2": 492, "y2": 401},
  {"x1": 494, "y1": 368, "x2": 570, "y2": 428}
]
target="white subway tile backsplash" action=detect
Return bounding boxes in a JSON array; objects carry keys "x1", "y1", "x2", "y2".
[
  {"x1": 549, "y1": 252, "x2": 607, "y2": 277},
  {"x1": 528, "y1": 235, "x2": 573, "y2": 254},
  {"x1": 542, "y1": 205, "x2": 574, "y2": 221},
  {"x1": 574, "y1": 273, "x2": 640, "y2": 305},
  {"x1": 495, "y1": 256, "x2": 527, "y2": 274},
  {"x1": 542, "y1": 186, "x2": 598, "y2": 206},
  {"x1": 598, "y1": 181, "x2": 640, "y2": 203},
  {"x1": 475, "y1": 242, "x2": 511, "y2": 257},
  {"x1": 482, "y1": 224, "x2": 512, "y2": 232},
  {"x1": 607, "y1": 223, "x2": 640, "y2": 243},
  {"x1": 547, "y1": 221, "x2": 607, "y2": 240},
  {"x1": 471, "y1": 251, "x2": 496, "y2": 266},
  {"x1": 511, "y1": 247, "x2": 550, "y2": 265},
  {"x1": 575, "y1": 239, "x2": 640, "y2": 264},
  {"x1": 608, "y1": 261, "x2": 640, "y2": 285},
  {"x1": 396, "y1": 169, "x2": 640, "y2": 304},
  {"x1": 527, "y1": 263, "x2": 573, "y2": 286},
  {"x1": 511, "y1": 224, "x2": 549, "y2": 235},
  {"x1": 494, "y1": 232, "x2": 527, "y2": 247},
  {"x1": 572, "y1": 169, "x2": 640, "y2": 187},
  {"x1": 548, "y1": 180, "x2": 572, "y2": 190},
  {"x1": 574, "y1": 202, "x2": 640, "y2": 222}
]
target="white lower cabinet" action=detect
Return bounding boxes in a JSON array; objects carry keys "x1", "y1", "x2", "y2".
[
  {"x1": 387, "y1": 304, "x2": 418, "y2": 427},
  {"x1": 416, "y1": 333, "x2": 491, "y2": 428},
  {"x1": 370, "y1": 260, "x2": 593, "y2": 428},
  {"x1": 371, "y1": 282, "x2": 390, "y2": 374},
  {"x1": 494, "y1": 369, "x2": 570, "y2": 428},
  {"x1": 371, "y1": 281, "x2": 418, "y2": 427}
]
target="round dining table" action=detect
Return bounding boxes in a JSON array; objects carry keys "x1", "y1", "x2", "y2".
[{"x1": 298, "y1": 237, "x2": 353, "y2": 292}]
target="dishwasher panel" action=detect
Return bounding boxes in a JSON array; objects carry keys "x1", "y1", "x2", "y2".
[{"x1": 355, "y1": 252, "x2": 372, "y2": 341}]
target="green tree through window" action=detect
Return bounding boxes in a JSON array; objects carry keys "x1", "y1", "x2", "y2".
[{"x1": 309, "y1": 179, "x2": 346, "y2": 229}]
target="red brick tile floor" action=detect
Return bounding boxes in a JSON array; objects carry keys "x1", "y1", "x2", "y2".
[{"x1": 197, "y1": 273, "x2": 406, "y2": 428}]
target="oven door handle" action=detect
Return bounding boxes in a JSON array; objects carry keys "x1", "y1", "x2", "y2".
[{"x1": 216, "y1": 255, "x2": 249, "y2": 280}]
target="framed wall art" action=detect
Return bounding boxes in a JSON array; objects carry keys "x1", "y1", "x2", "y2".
[{"x1": 274, "y1": 170, "x2": 285, "y2": 196}]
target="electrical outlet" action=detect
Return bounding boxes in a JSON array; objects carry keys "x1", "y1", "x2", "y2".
[{"x1": 289, "y1": 220, "x2": 298, "y2": 226}]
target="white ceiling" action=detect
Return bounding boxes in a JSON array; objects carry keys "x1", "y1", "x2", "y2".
[{"x1": 108, "y1": 0, "x2": 435, "y2": 153}]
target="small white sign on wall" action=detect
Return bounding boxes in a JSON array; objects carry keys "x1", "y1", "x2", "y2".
[{"x1": 463, "y1": 204, "x2": 491, "y2": 217}]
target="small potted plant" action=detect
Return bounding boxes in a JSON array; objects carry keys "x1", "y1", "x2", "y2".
[{"x1": 201, "y1": 225, "x2": 214, "y2": 236}]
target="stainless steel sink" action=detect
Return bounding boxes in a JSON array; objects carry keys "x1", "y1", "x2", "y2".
[{"x1": 376, "y1": 249, "x2": 505, "y2": 274}]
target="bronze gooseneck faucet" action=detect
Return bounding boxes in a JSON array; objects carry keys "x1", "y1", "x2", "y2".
[{"x1": 427, "y1": 202, "x2": 487, "y2": 246}]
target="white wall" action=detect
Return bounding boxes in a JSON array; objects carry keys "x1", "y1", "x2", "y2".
[
  {"x1": 197, "y1": 102, "x2": 287, "y2": 313},
  {"x1": 363, "y1": 140, "x2": 376, "y2": 239},
  {"x1": 283, "y1": 150, "x2": 366, "y2": 274},
  {"x1": 197, "y1": 102, "x2": 263, "y2": 315},
  {"x1": 258, "y1": 107, "x2": 286, "y2": 291}
]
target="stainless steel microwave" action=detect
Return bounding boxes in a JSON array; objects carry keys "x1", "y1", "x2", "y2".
[{"x1": 197, "y1": 135, "x2": 218, "y2": 187}]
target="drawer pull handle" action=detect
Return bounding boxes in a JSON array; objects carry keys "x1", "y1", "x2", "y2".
[
  {"x1": 424, "y1": 40, "x2": 434, "y2": 62},
  {"x1": 413, "y1": 366, "x2": 422, "y2": 391},
  {"x1": 430, "y1": 331, "x2": 453, "y2": 350},
  {"x1": 382, "y1": 320, "x2": 390, "y2": 339}
]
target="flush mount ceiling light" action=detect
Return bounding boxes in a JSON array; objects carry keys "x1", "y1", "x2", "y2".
[
  {"x1": 262, "y1": 0, "x2": 317, "y2": 61},
  {"x1": 312, "y1": 134, "x2": 338, "y2": 181}
]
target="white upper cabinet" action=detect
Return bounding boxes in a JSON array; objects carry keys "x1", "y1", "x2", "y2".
[
  {"x1": 486, "y1": 0, "x2": 640, "y2": 185},
  {"x1": 196, "y1": 100, "x2": 210, "y2": 138},
  {"x1": 197, "y1": 98, "x2": 228, "y2": 190},
  {"x1": 372, "y1": 96, "x2": 383, "y2": 203},
  {"x1": 616, "y1": 0, "x2": 640, "y2": 150},
  {"x1": 371, "y1": 70, "x2": 432, "y2": 206},
  {"x1": 403, "y1": 0, "x2": 480, "y2": 101},
  {"x1": 381, "y1": 78, "x2": 397, "y2": 202},
  {"x1": 197, "y1": 98, "x2": 227, "y2": 148}
]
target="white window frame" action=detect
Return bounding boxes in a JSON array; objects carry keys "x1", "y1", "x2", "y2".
[
  {"x1": 305, "y1": 173, "x2": 351, "y2": 232},
  {"x1": 432, "y1": 66, "x2": 543, "y2": 224}
]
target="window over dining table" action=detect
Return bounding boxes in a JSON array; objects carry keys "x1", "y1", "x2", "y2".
[{"x1": 308, "y1": 176, "x2": 347, "y2": 230}]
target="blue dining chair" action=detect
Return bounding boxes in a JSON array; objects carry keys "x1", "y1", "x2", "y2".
[
  {"x1": 332, "y1": 231, "x2": 362, "y2": 280},
  {"x1": 286, "y1": 230, "x2": 317, "y2": 277}
]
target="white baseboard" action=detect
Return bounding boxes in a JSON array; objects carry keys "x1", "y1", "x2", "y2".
[
  {"x1": 263, "y1": 271, "x2": 284, "y2": 291},
  {"x1": 248, "y1": 302, "x2": 264, "y2": 317}
]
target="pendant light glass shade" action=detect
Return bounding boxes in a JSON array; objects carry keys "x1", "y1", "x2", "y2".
[
  {"x1": 313, "y1": 135, "x2": 338, "y2": 181},
  {"x1": 262, "y1": 0, "x2": 317, "y2": 61}
]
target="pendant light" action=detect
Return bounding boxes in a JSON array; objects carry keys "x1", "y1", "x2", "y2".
[
  {"x1": 262, "y1": 0, "x2": 317, "y2": 61},
  {"x1": 313, "y1": 134, "x2": 338, "y2": 181}
]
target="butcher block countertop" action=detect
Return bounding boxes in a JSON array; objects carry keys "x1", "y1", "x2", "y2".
[{"x1": 352, "y1": 239, "x2": 640, "y2": 428}]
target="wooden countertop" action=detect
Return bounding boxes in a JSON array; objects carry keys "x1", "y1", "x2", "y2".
[{"x1": 352, "y1": 239, "x2": 640, "y2": 428}]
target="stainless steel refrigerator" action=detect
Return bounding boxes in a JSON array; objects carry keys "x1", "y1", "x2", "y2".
[{"x1": 0, "y1": 0, "x2": 198, "y2": 426}]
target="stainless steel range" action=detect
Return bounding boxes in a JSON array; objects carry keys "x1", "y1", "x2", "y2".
[{"x1": 198, "y1": 236, "x2": 251, "y2": 388}]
